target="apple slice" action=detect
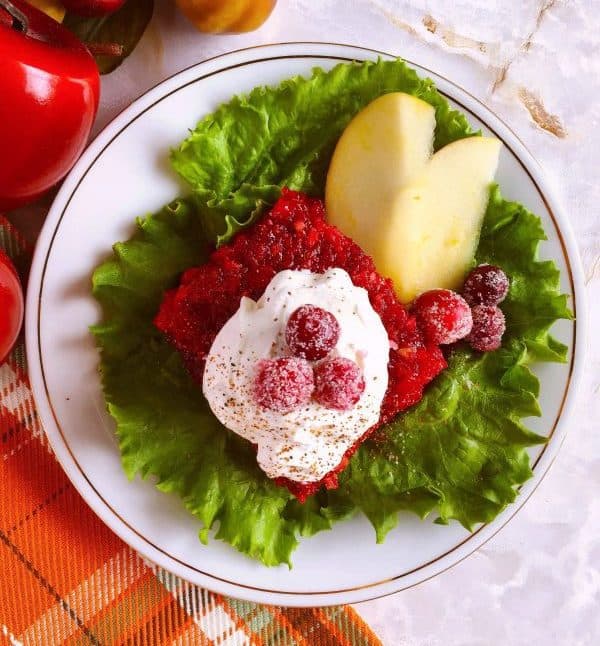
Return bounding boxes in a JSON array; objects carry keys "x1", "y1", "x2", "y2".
[
  {"x1": 325, "y1": 92, "x2": 502, "y2": 303},
  {"x1": 326, "y1": 93, "x2": 436, "y2": 255},
  {"x1": 379, "y1": 137, "x2": 502, "y2": 302}
]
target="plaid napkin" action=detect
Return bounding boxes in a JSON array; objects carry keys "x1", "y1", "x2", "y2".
[{"x1": 0, "y1": 216, "x2": 382, "y2": 646}]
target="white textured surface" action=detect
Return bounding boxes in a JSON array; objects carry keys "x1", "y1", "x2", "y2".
[{"x1": 36, "y1": 0, "x2": 600, "y2": 643}]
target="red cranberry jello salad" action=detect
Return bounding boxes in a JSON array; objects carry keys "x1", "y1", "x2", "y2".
[{"x1": 155, "y1": 190, "x2": 456, "y2": 500}]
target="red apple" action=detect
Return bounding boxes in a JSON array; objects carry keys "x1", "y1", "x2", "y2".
[
  {"x1": 61, "y1": 0, "x2": 126, "y2": 17},
  {"x1": 0, "y1": 0, "x2": 100, "y2": 211},
  {"x1": 0, "y1": 249, "x2": 23, "y2": 362}
]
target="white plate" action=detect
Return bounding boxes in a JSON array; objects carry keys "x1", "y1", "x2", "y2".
[{"x1": 26, "y1": 43, "x2": 585, "y2": 606}]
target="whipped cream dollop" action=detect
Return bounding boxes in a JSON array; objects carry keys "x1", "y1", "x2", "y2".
[{"x1": 202, "y1": 268, "x2": 390, "y2": 483}]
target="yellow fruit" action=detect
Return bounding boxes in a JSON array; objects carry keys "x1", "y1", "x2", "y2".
[
  {"x1": 380, "y1": 137, "x2": 502, "y2": 302},
  {"x1": 326, "y1": 93, "x2": 436, "y2": 256},
  {"x1": 325, "y1": 92, "x2": 501, "y2": 302},
  {"x1": 26, "y1": 0, "x2": 66, "y2": 22},
  {"x1": 175, "y1": 0, "x2": 276, "y2": 34}
]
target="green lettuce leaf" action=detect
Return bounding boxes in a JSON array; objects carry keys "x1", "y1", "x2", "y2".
[
  {"x1": 92, "y1": 60, "x2": 571, "y2": 566},
  {"x1": 171, "y1": 58, "x2": 475, "y2": 245}
]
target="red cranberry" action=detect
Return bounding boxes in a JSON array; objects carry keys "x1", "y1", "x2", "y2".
[
  {"x1": 462, "y1": 264, "x2": 509, "y2": 306},
  {"x1": 253, "y1": 357, "x2": 314, "y2": 413},
  {"x1": 413, "y1": 289, "x2": 473, "y2": 345},
  {"x1": 285, "y1": 304, "x2": 340, "y2": 360},
  {"x1": 468, "y1": 305, "x2": 506, "y2": 352},
  {"x1": 313, "y1": 357, "x2": 365, "y2": 411}
]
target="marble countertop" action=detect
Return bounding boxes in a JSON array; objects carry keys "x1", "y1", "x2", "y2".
[{"x1": 11, "y1": 1, "x2": 600, "y2": 643}]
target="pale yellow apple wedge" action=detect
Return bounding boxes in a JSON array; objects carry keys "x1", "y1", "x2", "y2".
[
  {"x1": 326, "y1": 93, "x2": 436, "y2": 256},
  {"x1": 379, "y1": 137, "x2": 502, "y2": 303}
]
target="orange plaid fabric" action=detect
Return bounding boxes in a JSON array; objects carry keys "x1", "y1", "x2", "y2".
[{"x1": 0, "y1": 215, "x2": 382, "y2": 646}]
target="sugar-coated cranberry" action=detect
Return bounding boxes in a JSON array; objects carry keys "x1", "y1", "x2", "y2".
[
  {"x1": 462, "y1": 264, "x2": 509, "y2": 306},
  {"x1": 413, "y1": 289, "x2": 473, "y2": 345},
  {"x1": 468, "y1": 305, "x2": 506, "y2": 352},
  {"x1": 285, "y1": 304, "x2": 340, "y2": 360},
  {"x1": 313, "y1": 357, "x2": 365, "y2": 411},
  {"x1": 253, "y1": 357, "x2": 314, "y2": 413}
]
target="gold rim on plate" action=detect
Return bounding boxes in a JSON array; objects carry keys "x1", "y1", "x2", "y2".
[{"x1": 34, "y1": 44, "x2": 577, "y2": 601}]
